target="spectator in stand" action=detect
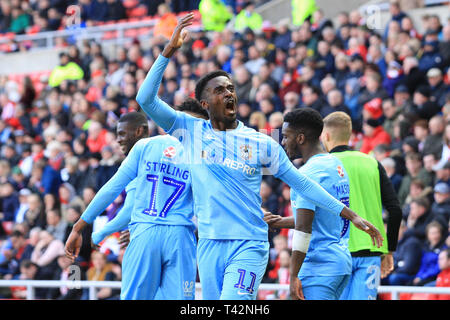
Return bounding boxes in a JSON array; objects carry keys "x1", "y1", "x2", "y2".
[
  {"x1": 198, "y1": 0, "x2": 233, "y2": 32},
  {"x1": 49, "y1": 52, "x2": 84, "y2": 88},
  {"x1": 412, "y1": 221, "x2": 448, "y2": 286},
  {"x1": 398, "y1": 152, "x2": 433, "y2": 206},
  {"x1": 0, "y1": 181, "x2": 19, "y2": 222},
  {"x1": 423, "y1": 115, "x2": 445, "y2": 158},
  {"x1": 359, "y1": 118, "x2": 391, "y2": 155},
  {"x1": 152, "y1": 3, "x2": 178, "y2": 44},
  {"x1": 45, "y1": 208, "x2": 68, "y2": 242},
  {"x1": 382, "y1": 219, "x2": 423, "y2": 286},
  {"x1": 235, "y1": 1, "x2": 263, "y2": 32},
  {"x1": 320, "y1": 89, "x2": 350, "y2": 118},
  {"x1": 11, "y1": 260, "x2": 47, "y2": 299},
  {"x1": 86, "y1": 121, "x2": 108, "y2": 154},
  {"x1": 431, "y1": 248, "x2": 450, "y2": 300},
  {"x1": 30, "y1": 229, "x2": 65, "y2": 279},
  {"x1": 300, "y1": 85, "x2": 324, "y2": 114},
  {"x1": 412, "y1": 119, "x2": 429, "y2": 154},
  {"x1": 46, "y1": 254, "x2": 85, "y2": 299},
  {"x1": 405, "y1": 197, "x2": 447, "y2": 242},
  {"x1": 86, "y1": 251, "x2": 118, "y2": 299},
  {"x1": 382, "y1": 98, "x2": 402, "y2": 138},
  {"x1": 265, "y1": 234, "x2": 288, "y2": 283},
  {"x1": 3, "y1": 229, "x2": 34, "y2": 277},
  {"x1": 14, "y1": 188, "x2": 31, "y2": 224},
  {"x1": 106, "y1": 0, "x2": 126, "y2": 22},
  {"x1": 8, "y1": 6, "x2": 30, "y2": 34},
  {"x1": 381, "y1": 157, "x2": 403, "y2": 193},
  {"x1": 276, "y1": 248, "x2": 291, "y2": 300},
  {"x1": 431, "y1": 182, "x2": 450, "y2": 224},
  {"x1": 426, "y1": 68, "x2": 449, "y2": 108},
  {"x1": 260, "y1": 180, "x2": 279, "y2": 215}
]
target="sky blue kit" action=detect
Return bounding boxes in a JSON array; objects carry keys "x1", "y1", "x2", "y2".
[
  {"x1": 290, "y1": 153, "x2": 352, "y2": 300},
  {"x1": 135, "y1": 54, "x2": 348, "y2": 300},
  {"x1": 81, "y1": 135, "x2": 196, "y2": 300}
]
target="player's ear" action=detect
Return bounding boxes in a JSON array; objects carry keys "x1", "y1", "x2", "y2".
[
  {"x1": 200, "y1": 99, "x2": 209, "y2": 111},
  {"x1": 296, "y1": 132, "x2": 305, "y2": 145},
  {"x1": 136, "y1": 126, "x2": 144, "y2": 138}
]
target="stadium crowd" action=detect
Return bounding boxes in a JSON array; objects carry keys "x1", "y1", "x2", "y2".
[{"x1": 0, "y1": 0, "x2": 449, "y2": 300}]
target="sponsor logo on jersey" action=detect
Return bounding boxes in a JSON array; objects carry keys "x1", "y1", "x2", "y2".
[
  {"x1": 337, "y1": 165, "x2": 345, "y2": 177},
  {"x1": 240, "y1": 144, "x2": 252, "y2": 161},
  {"x1": 163, "y1": 146, "x2": 176, "y2": 158}
]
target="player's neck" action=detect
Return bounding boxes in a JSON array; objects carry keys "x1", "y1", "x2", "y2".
[
  {"x1": 327, "y1": 141, "x2": 348, "y2": 152},
  {"x1": 210, "y1": 118, "x2": 238, "y2": 131},
  {"x1": 302, "y1": 143, "x2": 326, "y2": 163}
]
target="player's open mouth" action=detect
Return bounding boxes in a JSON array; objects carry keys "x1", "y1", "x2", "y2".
[{"x1": 225, "y1": 99, "x2": 236, "y2": 113}]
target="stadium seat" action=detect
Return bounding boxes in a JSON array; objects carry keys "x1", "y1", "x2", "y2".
[
  {"x1": 123, "y1": 0, "x2": 139, "y2": 9},
  {"x1": 138, "y1": 27, "x2": 152, "y2": 36},
  {"x1": 128, "y1": 7, "x2": 148, "y2": 18},
  {"x1": 102, "y1": 30, "x2": 118, "y2": 40},
  {"x1": 124, "y1": 28, "x2": 139, "y2": 38}
]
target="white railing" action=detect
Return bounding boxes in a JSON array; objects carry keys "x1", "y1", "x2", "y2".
[
  {"x1": 0, "y1": 280, "x2": 448, "y2": 300},
  {"x1": 0, "y1": 14, "x2": 203, "y2": 50}
]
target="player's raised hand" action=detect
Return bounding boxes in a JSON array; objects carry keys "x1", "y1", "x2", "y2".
[
  {"x1": 162, "y1": 12, "x2": 194, "y2": 58},
  {"x1": 351, "y1": 216, "x2": 384, "y2": 248}
]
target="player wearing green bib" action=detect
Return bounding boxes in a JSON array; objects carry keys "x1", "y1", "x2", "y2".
[{"x1": 321, "y1": 112, "x2": 402, "y2": 300}]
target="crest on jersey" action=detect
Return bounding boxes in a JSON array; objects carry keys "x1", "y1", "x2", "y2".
[
  {"x1": 163, "y1": 146, "x2": 176, "y2": 158},
  {"x1": 240, "y1": 144, "x2": 252, "y2": 161},
  {"x1": 337, "y1": 165, "x2": 345, "y2": 177}
]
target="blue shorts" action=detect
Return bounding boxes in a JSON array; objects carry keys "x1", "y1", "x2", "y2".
[
  {"x1": 197, "y1": 239, "x2": 269, "y2": 300},
  {"x1": 300, "y1": 275, "x2": 350, "y2": 300},
  {"x1": 120, "y1": 223, "x2": 197, "y2": 300},
  {"x1": 339, "y1": 256, "x2": 381, "y2": 300}
]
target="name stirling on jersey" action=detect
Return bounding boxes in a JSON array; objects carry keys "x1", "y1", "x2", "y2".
[{"x1": 145, "y1": 161, "x2": 190, "y2": 181}]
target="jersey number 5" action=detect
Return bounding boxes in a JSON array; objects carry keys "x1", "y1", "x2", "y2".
[{"x1": 142, "y1": 174, "x2": 186, "y2": 218}]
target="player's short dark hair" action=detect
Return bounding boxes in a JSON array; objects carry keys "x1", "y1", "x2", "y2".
[
  {"x1": 284, "y1": 107, "x2": 324, "y2": 141},
  {"x1": 195, "y1": 70, "x2": 231, "y2": 101},
  {"x1": 118, "y1": 111, "x2": 149, "y2": 134},
  {"x1": 176, "y1": 97, "x2": 209, "y2": 119}
]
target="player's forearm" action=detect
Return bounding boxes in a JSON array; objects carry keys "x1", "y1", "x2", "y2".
[
  {"x1": 273, "y1": 216, "x2": 295, "y2": 229},
  {"x1": 280, "y1": 167, "x2": 345, "y2": 216},
  {"x1": 162, "y1": 45, "x2": 178, "y2": 58},
  {"x1": 290, "y1": 251, "x2": 306, "y2": 281},
  {"x1": 72, "y1": 218, "x2": 88, "y2": 233},
  {"x1": 91, "y1": 205, "x2": 131, "y2": 245},
  {"x1": 135, "y1": 54, "x2": 177, "y2": 131},
  {"x1": 81, "y1": 171, "x2": 132, "y2": 224}
]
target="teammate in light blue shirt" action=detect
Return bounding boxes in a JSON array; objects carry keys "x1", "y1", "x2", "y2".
[
  {"x1": 264, "y1": 108, "x2": 382, "y2": 300},
  {"x1": 65, "y1": 114, "x2": 197, "y2": 300},
  {"x1": 135, "y1": 14, "x2": 382, "y2": 300},
  {"x1": 91, "y1": 99, "x2": 209, "y2": 247}
]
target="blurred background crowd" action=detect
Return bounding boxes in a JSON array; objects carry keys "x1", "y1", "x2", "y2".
[{"x1": 0, "y1": 0, "x2": 449, "y2": 300}]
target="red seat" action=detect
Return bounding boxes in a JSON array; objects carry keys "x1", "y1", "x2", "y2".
[
  {"x1": 123, "y1": 0, "x2": 138, "y2": 9},
  {"x1": 102, "y1": 30, "x2": 118, "y2": 40},
  {"x1": 124, "y1": 28, "x2": 139, "y2": 38},
  {"x1": 128, "y1": 6, "x2": 147, "y2": 18},
  {"x1": 138, "y1": 27, "x2": 152, "y2": 36}
]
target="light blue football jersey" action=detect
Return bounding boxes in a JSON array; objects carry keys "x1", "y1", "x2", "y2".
[
  {"x1": 291, "y1": 153, "x2": 352, "y2": 277},
  {"x1": 81, "y1": 135, "x2": 194, "y2": 229},
  {"x1": 167, "y1": 116, "x2": 292, "y2": 241},
  {"x1": 135, "y1": 54, "x2": 347, "y2": 242}
]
